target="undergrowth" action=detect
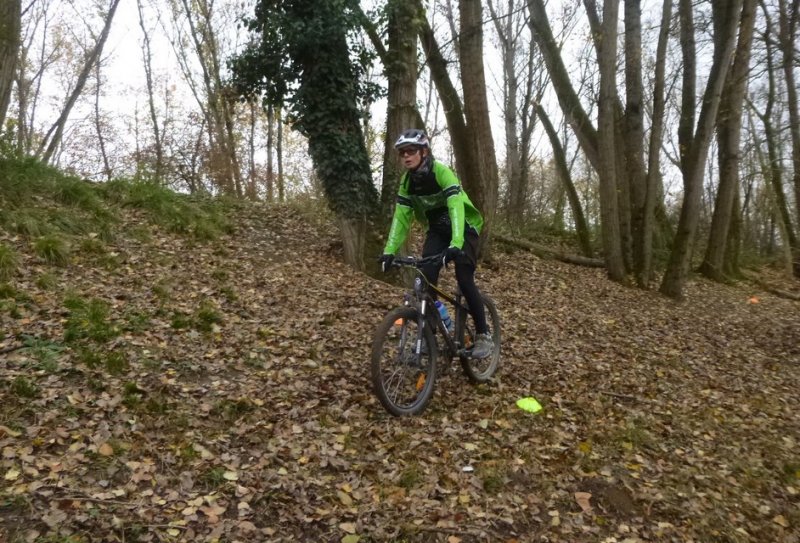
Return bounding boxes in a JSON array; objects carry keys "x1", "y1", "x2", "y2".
[{"x1": 0, "y1": 156, "x2": 234, "y2": 246}]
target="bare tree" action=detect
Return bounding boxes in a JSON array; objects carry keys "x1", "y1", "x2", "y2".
[
  {"x1": 93, "y1": 61, "x2": 112, "y2": 180},
  {"x1": 381, "y1": 0, "x2": 422, "y2": 222},
  {"x1": 165, "y1": 0, "x2": 243, "y2": 196},
  {"x1": 700, "y1": 0, "x2": 757, "y2": 281},
  {"x1": 660, "y1": 0, "x2": 744, "y2": 298},
  {"x1": 748, "y1": 1, "x2": 798, "y2": 272},
  {"x1": 459, "y1": 0, "x2": 501, "y2": 252},
  {"x1": 642, "y1": 0, "x2": 674, "y2": 285},
  {"x1": 137, "y1": 0, "x2": 165, "y2": 183},
  {"x1": 487, "y1": 0, "x2": 541, "y2": 226},
  {"x1": 777, "y1": 0, "x2": 800, "y2": 275},
  {"x1": 36, "y1": 0, "x2": 121, "y2": 164}
]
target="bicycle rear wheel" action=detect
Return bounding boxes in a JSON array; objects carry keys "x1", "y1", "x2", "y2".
[
  {"x1": 458, "y1": 295, "x2": 500, "y2": 383},
  {"x1": 371, "y1": 306, "x2": 438, "y2": 416}
]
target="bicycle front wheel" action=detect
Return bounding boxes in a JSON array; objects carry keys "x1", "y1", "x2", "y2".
[
  {"x1": 371, "y1": 306, "x2": 438, "y2": 416},
  {"x1": 458, "y1": 294, "x2": 501, "y2": 383}
]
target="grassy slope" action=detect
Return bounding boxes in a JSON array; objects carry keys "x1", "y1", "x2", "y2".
[{"x1": 0, "y1": 157, "x2": 799, "y2": 543}]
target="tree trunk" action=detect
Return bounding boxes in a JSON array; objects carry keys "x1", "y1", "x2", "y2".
[
  {"x1": 381, "y1": 0, "x2": 420, "y2": 223},
  {"x1": 623, "y1": 0, "x2": 650, "y2": 285},
  {"x1": 415, "y1": 0, "x2": 478, "y2": 194},
  {"x1": 660, "y1": 0, "x2": 743, "y2": 299},
  {"x1": 488, "y1": 0, "x2": 523, "y2": 224},
  {"x1": 137, "y1": 0, "x2": 164, "y2": 184},
  {"x1": 93, "y1": 62, "x2": 112, "y2": 181},
  {"x1": 535, "y1": 104, "x2": 593, "y2": 257},
  {"x1": 0, "y1": 0, "x2": 21, "y2": 129},
  {"x1": 700, "y1": 0, "x2": 756, "y2": 281},
  {"x1": 459, "y1": 0, "x2": 500, "y2": 256},
  {"x1": 642, "y1": 0, "x2": 673, "y2": 286},
  {"x1": 747, "y1": 10, "x2": 798, "y2": 273},
  {"x1": 267, "y1": 104, "x2": 275, "y2": 202},
  {"x1": 277, "y1": 107, "x2": 284, "y2": 202},
  {"x1": 596, "y1": 0, "x2": 626, "y2": 282},
  {"x1": 777, "y1": 0, "x2": 800, "y2": 276},
  {"x1": 527, "y1": 0, "x2": 600, "y2": 171}
]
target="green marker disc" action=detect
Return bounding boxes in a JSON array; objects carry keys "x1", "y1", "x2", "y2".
[{"x1": 516, "y1": 397, "x2": 543, "y2": 413}]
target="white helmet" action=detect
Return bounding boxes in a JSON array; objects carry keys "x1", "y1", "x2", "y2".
[{"x1": 394, "y1": 128, "x2": 429, "y2": 149}]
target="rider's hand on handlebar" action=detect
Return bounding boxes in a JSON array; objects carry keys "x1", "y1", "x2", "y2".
[
  {"x1": 443, "y1": 246, "x2": 463, "y2": 268},
  {"x1": 379, "y1": 253, "x2": 395, "y2": 273}
]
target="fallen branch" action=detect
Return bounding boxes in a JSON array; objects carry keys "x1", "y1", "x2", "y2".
[
  {"x1": 0, "y1": 344, "x2": 24, "y2": 355},
  {"x1": 600, "y1": 391, "x2": 639, "y2": 402},
  {"x1": 495, "y1": 234, "x2": 605, "y2": 268},
  {"x1": 743, "y1": 272, "x2": 800, "y2": 301}
]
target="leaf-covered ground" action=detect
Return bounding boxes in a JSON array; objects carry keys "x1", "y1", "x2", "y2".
[{"x1": 1, "y1": 203, "x2": 799, "y2": 543}]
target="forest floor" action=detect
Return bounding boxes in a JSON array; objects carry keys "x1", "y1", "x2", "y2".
[{"x1": 1, "y1": 197, "x2": 799, "y2": 543}]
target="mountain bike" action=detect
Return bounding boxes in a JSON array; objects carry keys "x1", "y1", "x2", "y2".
[{"x1": 371, "y1": 254, "x2": 501, "y2": 416}]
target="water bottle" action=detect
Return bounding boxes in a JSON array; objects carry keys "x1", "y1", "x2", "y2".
[{"x1": 435, "y1": 300, "x2": 454, "y2": 334}]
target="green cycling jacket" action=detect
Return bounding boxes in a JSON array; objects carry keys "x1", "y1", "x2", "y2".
[{"x1": 383, "y1": 160, "x2": 484, "y2": 254}]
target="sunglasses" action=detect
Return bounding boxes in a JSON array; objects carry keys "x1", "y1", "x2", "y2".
[{"x1": 398, "y1": 147, "x2": 420, "y2": 157}]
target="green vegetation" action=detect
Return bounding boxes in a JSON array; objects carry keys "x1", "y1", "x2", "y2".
[
  {"x1": 0, "y1": 156, "x2": 233, "y2": 249},
  {"x1": 0, "y1": 244, "x2": 19, "y2": 280},
  {"x1": 34, "y1": 235, "x2": 71, "y2": 265},
  {"x1": 200, "y1": 466, "x2": 228, "y2": 489},
  {"x1": 20, "y1": 335, "x2": 65, "y2": 373},
  {"x1": 63, "y1": 295, "x2": 119, "y2": 343},
  {"x1": 101, "y1": 179, "x2": 232, "y2": 240},
  {"x1": 195, "y1": 299, "x2": 223, "y2": 332},
  {"x1": 397, "y1": 462, "x2": 422, "y2": 489},
  {"x1": 10, "y1": 376, "x2": 38, "y2": 398},
  {"x1": 35, "y1": 272, "x2": 58, "y2": 290}
]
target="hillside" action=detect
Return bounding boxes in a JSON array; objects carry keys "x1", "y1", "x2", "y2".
[{"x1": 1, "y1": 164, "x2": 799, "y2": 542}]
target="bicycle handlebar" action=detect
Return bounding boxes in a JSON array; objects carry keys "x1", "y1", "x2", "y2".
[{"x1": 389, "y1": 253, "x2": 444, "y2": 268}]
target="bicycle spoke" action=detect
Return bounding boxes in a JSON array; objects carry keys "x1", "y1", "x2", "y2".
[{"x1": 371, "y1": 307, "x2": 437, "y2": 416}]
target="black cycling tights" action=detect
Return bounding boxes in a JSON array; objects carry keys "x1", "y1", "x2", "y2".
[{"x1": 420, "y1": 255, "x2": 489, "y2": 335}]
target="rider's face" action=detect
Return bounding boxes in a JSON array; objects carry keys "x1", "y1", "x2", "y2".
[{"x1": 398, "y1": 146, "x2": 425, "y2": 170}]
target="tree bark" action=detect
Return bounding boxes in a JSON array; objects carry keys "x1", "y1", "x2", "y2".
[
  {"x1": 700, "y1": 0, "x2": 756, "y2": 281},
  {"x1": 596, "y1": 0, "x2": 626, "y2": 282},
  {"x1": 459, "y1": 0, "x2": 500, "y2": 256},
  {"x1": 642, "y1": 0, "x2": 673, "y2": 286},
  {"x1": 496, "y1": 234, "x2": 604, "y2": 267},
  {"x1": 381, "y1": 0, "x2": 420, "y2": 223},
  {"x1": 660, "y1": 0, "x2": 743, "y2": 299},
  {"x1": 777, "y1": 0, "x2": 800, "y2": 276},
  {"x1": 622, "y1": 0, "x2": 650, "y2": 285},
  {"x1": 0, "y1": 0, "x2": 21, "y2": 129},
  {"x1": 747, "y1": 7, "x2": 798, "y2": 272},
  {"x1": 267, "y1": 104, "x2": 275, "y2": 202}
]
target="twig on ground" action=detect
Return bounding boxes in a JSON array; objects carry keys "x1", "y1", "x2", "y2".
[
  {"x1": 601, "y1": 391, "x2": 639, "y2": 401},
  {"x1": 0, "y1": 344, "x2": 24, "y2": 355}
]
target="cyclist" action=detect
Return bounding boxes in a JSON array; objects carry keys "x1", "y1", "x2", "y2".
[{"x1": 379, "y1": 128, "x2": 494, "y2": 359}]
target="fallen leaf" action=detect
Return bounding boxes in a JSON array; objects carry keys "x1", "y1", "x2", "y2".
[
  {"x1": 341, "y1": 535, "x2": 360, "y2": 543},
  {"x1": 574, "y1": 492, "x2": 593, "y2": 512},
  {"x1": 339, "y1": 522, "x2": 356, "y2": 534},
  {"x1": 773, "y1": 515, "x2": 790, "y2": 528},
  {"x1": 98, "y1": 443, "x2": 114, "y2": 456},
  {"x1": 337, "y1": 490, "x2": 353, "y2": 506},
  {"x1": 223, "y1": 471, "x2": 238, "y2": 481},
  {"x1": 4, "y1": 468, "x2": 20, "y2": 481}
]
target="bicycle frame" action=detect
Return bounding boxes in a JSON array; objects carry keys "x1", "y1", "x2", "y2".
[{"x1": 402, "y1": 262, "x2": 471, "y2": 359}]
